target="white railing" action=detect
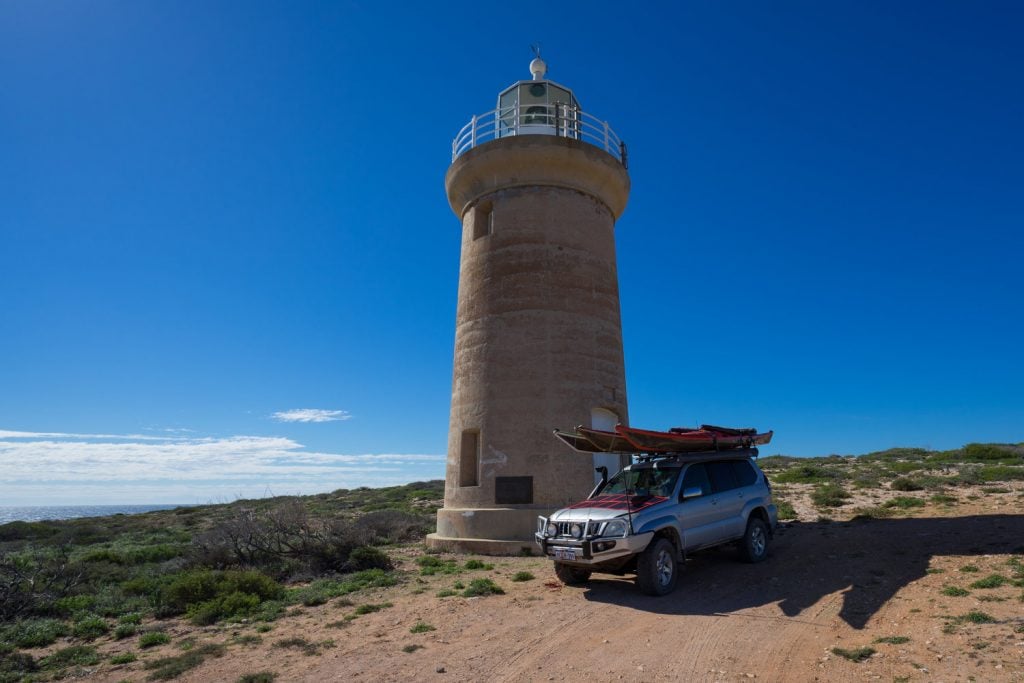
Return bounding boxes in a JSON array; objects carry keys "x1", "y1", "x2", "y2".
[{"x1": 452, "y1": 104, "x2": 628, "y2": 168}]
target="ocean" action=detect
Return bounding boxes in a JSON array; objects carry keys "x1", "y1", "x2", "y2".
[{"x1": 0, "y1": 505, "x2": 190, "y2": 524}]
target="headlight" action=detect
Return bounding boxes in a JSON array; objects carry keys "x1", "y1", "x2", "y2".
[
  {"x1": 601, "y1": 520, "x2": 628, "y2": 538},
  {"x1": 570, "y1": 523, "x2": 583, "y2": 539},
  {"x1": 546, "y1": 523, "x2": 557, "y2": 537}
]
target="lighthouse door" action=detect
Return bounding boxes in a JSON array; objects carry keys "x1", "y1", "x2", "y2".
[{"x1": 590, "y1": 408, "x2": 621, "y2": 486}]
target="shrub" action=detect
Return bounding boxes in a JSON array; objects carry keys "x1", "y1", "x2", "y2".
[
  {"x1": 960, "y1": 565, "x2": 980, "y2": 573},
  {"x1": 774, "y1": 463, "x2": 841, "y2": 484},
  {"x1": 114, "y1": 623, "x2": 138, "y2": 640},
  {"x1": 119, "y1": 612, "x2": 143, "y2": 625},
  {"x1": 160, "y1": 569, "x2": 284, "y2": 621},
  {"x1": 0, "y1": 546, "x2": 81, "y2": 620},
  {"x1": 811, "y1": 484, "x2": 851, "y2": 508},
  {"x1": 890, "y1": 478, "x2": 923, "y2": 492},
  {"x1": 774, "y1": 498, "x2": 797, "y2": 519},
  {"x1": 930, "y1": 493, "x2": 957, "y2": 504},
  {"x1": 464, "y1": 559, "x2": 493, "y2": 570},
  {"x1": 417, "y1": 556, "x2": 459, "y2": 576},
  {"x1": 39, "y1": 645, "x2": 100, "y2": 669},
  {"x1": 941, "y1": 586, "x2": 970, "y2": 597},
  {"x1": 884, "y1": 497, "x2": 925, "y2": 509},
  {"x1": 831, "y1": 646, "x2": 875, "y2": 662},
  {"x1": 72, "y1": 614, "x2": 109, "y2": 640},
  {"x1": 346, "y1": 546, "x2": 393, "y2": 571},
  {"x1": 0, "y1": 650, "x2": 38, "y2": 680},
  {"x1": 140, "y1": 631, "x2": 172, "y2": 648},
  {"x1": 191, "y1": 501, "x2": 368, "y2": 574},
  {"x1": 402, "y1": 644, "x2": 423, "y2": 653},
  {"x1": 969, "y1": 574, "x2": 1008, "y2": 589},
  {"x1": 462, "y1": 578, "x2": 503, "y2": 597},
  {"x1": 238, "y1": 673, "x2": 277, "y2": 683},
  {"x1": 873, "y1": 635, "x2": 910, "y2": 645},
  {"x1": 111, "y1": 652, "x2": 137, "y2": 664},
  {"x1": 511, "y1": 571, "x2": 535, "y2": 582},
  {"x1": 409, "y1": 621, "x2": 435, "y2": 633},
  {"x1": 5, "y1": 618, "x2": 69, "y2": 648},
  {"x1": 52, "y1": 594, "x2": 96, "y2": 616},
  {"x1": 143, "y1": 642, "x2": 224, "y2": 680},
  {"x1": 353, "y1": 602, "x2": 392, "y2": 615}
]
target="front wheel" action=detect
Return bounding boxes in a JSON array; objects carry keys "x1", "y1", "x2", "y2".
[
  {"x1": 739, "y1": 517, "x2": 769, "y2": 563},
  {"x1": 554, "y1": 562, "x2": 591, "y2": 585},
  {"x1": 636, "y1": 537, "x2": 678, "y2": 596}
]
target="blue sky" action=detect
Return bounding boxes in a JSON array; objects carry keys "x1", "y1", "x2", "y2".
[{"x1": 1, "y1": 2, "x2": 1021, "y2": 505}]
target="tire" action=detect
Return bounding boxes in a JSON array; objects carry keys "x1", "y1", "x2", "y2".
[
  {"x1": 636, "y1": 537, "x2": 678, "y2": 596},
  {"x1": 554, "y1": 562, "x2": 592, "y2": 585},
  {"x1": 739, "y1": 516, "x2": 769, "y2": 563}
]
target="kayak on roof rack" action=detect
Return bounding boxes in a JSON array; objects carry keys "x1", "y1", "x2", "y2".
[{"x1": 553, "y1": 424, "x2": 772, "y2": 454}]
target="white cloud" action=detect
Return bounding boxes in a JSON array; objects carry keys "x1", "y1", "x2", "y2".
[
  {"x1": 0, "y1": 430, "x2": 443, "y2": 506},
  {"x1": 271, "y1": 409, "x2": 352, "y2": 423}
]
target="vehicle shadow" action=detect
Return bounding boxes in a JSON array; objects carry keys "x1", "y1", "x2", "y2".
[{"x1": 580, "y1": 514, "x2": 1024, "y2": 629}]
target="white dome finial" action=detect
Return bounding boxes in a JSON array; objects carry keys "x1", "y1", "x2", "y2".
[{"x1": 529, "y1": 43, "x2": 546, "y2": 81}]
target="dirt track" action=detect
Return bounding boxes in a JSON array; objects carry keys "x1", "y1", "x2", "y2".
[{"x1": 88, "y1": 494, "x2": 1024, "y2": 682}]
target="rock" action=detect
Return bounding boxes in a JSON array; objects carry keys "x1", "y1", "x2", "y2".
[{"x1": 436, "y1": 666, "x2": 446, "y2": 674}]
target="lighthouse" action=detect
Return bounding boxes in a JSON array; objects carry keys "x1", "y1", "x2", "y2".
[{"x1": 428, "y1": 56, "x2": 631, "y2": 553}]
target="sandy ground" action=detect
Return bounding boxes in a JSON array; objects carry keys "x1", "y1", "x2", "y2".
[{"x1": 52, "y1": 485, "x2": 1024, "y2": 682}]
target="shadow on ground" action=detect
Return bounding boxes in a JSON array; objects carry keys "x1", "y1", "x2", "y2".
[{"x1": 581, "y1": 514, "x2": 1024, "y2": 629}]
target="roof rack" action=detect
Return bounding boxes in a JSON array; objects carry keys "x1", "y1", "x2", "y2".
[{"x1": 630, "y1": 447, "x2": 759, "y2": 464}]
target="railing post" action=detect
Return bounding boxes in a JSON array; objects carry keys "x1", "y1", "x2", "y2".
[
  {"x1": 470, "y1": 114, "x2": 477, "y2": 150},
  {"x1": 619, "y1": 141, "x2": 628, "y2": 170},
  {"x1": 603, "y1": 121, "x2": 610, "y2": 153}
]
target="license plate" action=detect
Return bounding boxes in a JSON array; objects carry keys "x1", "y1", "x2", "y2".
[{"x1": 553, "y1": 547, "x2": 578, "y2": 561}]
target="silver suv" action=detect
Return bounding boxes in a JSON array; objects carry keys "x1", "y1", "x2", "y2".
[{"x1": 535, "y1": 449, "x2": 777, "y2": 595}]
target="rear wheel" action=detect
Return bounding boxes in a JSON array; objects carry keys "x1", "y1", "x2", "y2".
[
  {"x1": 554, "y1": 562, "x2": 591, "y2": 585},
  {"x1": 636, "y1": 537, "x2": 678, "y2": 596},
  {"x1": 739, "y1": 517, "x2": 769, "y2": 563}
]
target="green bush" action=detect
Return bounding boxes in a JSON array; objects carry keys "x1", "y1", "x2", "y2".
[
  {"x1": 941, "y1": 586, "x2": 970, "y2": 597},
  {"x1": 111, "y1": 652, "x2": 137, "y2": 664},
  {"x1": 238, "y1": 673, "x2": 277, "y2": 683},
  {"x1": 352, "y1": 602, "x2": 392, "y2": 615},
  {"x1": 811, "y1": 483, "x2": 851, "y2": 508},
  {"x1": 417, "y1": 556, "x2": 459, "y2": 576},
  {"x1": 159, "y1": 569, "x2": 283, "y2": 619},
  {"x1": 114, "y1": 624, "x2": 138, "y2": 640},
  {"x1": 143, "y1": 642, "x2": 224, "y2": 680},
  {"x1": 52, "y1": 594, "x2": 97, "y2": 616},
  {"x1": 0, "y1": 650, "x2": 37, "y2": 680},
  {"x1": 72, "y1": 614, "x2": 109, "y2": 640},
  {"x1": 464, "y1": 559, "x2": 493, "y2": 570},
  {"x1": 774, "y1": 463, "x2": 842, "y2": 484},
  {"x1": 873, "y1": 635, "x2": 910, "y2": 645},
  {"x1": 774, "y1": 498, "x2": 797, "y2": 519},
  {"x1": 884, "y1": 497, "x2": 925, "y2": 509},
  {"x1": 831, "y1": 646, "x2": 875, "y2": 662},
  {"x1": 969, "y1": 574, "x2": 1008, "y2": 589},
  {"x1": 346, "y1": 546, "x2": 392, "y2": 571},
  {"x1": 462, "y1": 578, "x2": 504, "y2": 597},
  {"x1": 39, "y1": 645, "x2": 100, "y2": 669},
  {"x1": 187, "y1": 591, "x2": 261, "y2": 626},
  {"x1": 409, "y1": 621, "x2": 435, "y2": 633},
  {"x1": 511, "y1": 571, "x2": 535, "y2": 582},
  {"x1": 4, "y1": 618, "x2": 69, "y2": 648},
  {"x1": 890, "y1": 478, "x2": 923, "y2": 492},
  {"x1": 140, "y1": 631, "x2": 171, "y2": 648},
  {"x1": 119, "y1": 612, "x2": 143, "y2": 625}
]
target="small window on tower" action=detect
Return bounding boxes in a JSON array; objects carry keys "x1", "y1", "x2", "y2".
[
  {"x1": 459, "y1": 430, "x2": 480, "y2": 487},
  {"x1": 472, "y1": 203, "x2": 492, "y2": 241}
]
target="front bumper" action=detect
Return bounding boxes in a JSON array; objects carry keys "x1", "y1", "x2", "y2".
[{"x1": 534, "y1": 530, "x2": 654, "y2": 566}]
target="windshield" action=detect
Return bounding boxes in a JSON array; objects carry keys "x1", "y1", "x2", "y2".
[{"x1": 602, "y1": 466, "x2": 680, "y2": 498}]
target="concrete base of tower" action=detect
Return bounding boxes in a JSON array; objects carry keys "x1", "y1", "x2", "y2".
[
  {"x1": 424, "y1": 533, "x2": 536, "y2": 556},
  {"x1": 428, "y1": 506, "x2": 550, "y2": 555}
]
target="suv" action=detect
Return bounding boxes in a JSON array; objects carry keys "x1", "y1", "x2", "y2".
[{"x1": 535, "y1": 449, "x2": 777, "y2": 595}]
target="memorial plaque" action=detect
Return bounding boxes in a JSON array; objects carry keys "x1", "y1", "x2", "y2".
[{"x1": 494, "y1": 476, "x2": 533, "y2": 504}]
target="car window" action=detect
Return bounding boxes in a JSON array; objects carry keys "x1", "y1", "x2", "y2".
[
  {"x1": 730, "y1": 460, "x2": 758, "y2": 488},
  {"x1": 706, "y1": 461, "x2": 738, "y2": 493},
  {"x1": 603, "y1": 466, "x2": 680, "y2": 498},
  {"x1": 681, "y1": 463, "x2": 712, "y2": 497}
]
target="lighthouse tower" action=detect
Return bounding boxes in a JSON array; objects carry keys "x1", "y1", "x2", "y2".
[{"x1": 428, "y1": 56, "x2": 631, "y2": 553}]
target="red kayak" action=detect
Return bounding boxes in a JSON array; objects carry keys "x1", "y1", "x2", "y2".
[
  {"x1": 615, "y1": 424, "x2": 772, "y2": 453},
  {"x1": 554, "y1": 424, "x2": 772, "y2": 454}
]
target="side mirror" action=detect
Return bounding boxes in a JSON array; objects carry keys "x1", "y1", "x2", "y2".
[{"x1": 682, "y1": 486, "x2": 703, "y2": 501}]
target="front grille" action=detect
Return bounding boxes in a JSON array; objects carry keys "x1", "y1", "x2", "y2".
[{"x1": 552, "y1": 520, "x2": 601, "y2": 538}]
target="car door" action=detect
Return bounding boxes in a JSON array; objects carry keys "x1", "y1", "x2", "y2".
[
  {"x1": 677, "y1": 463, "x2": 719, "y2": 550},
  {"x1": 706, "y1": 460, "x2": 745, "y2": 541}
]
